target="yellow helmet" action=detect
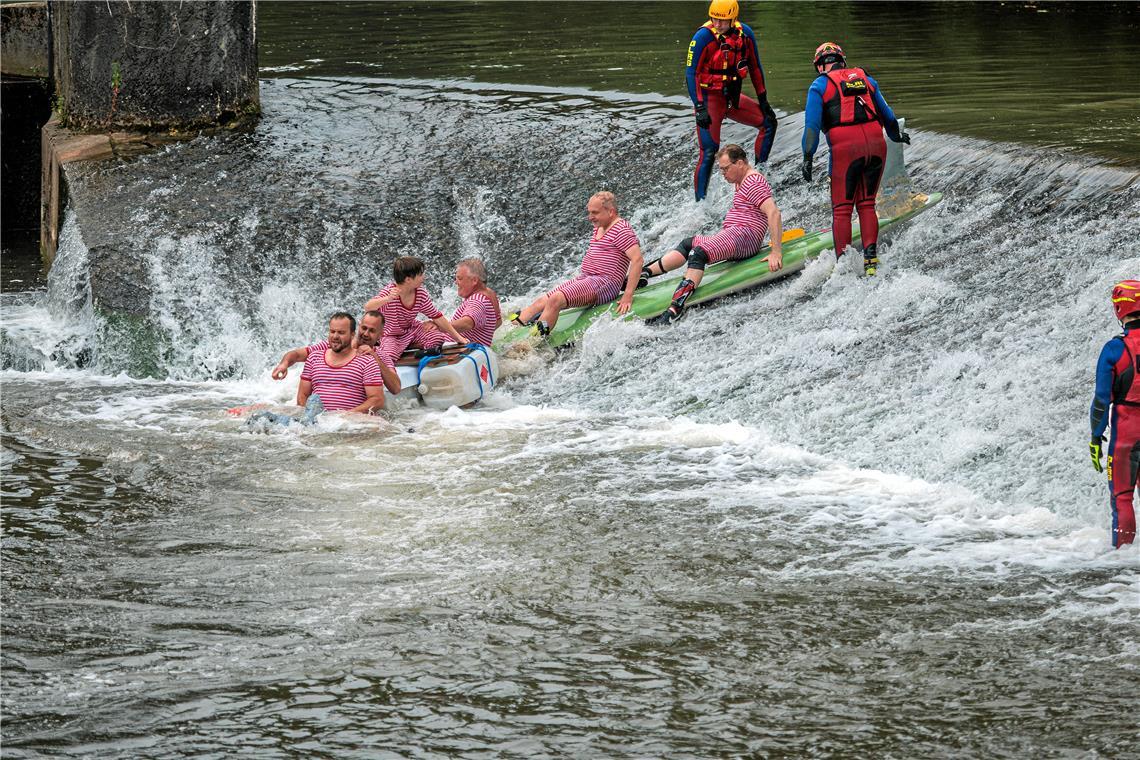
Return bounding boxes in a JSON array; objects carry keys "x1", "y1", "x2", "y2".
[{"x1": 708, "y1": 0, "x2": 739, "y2": 21}]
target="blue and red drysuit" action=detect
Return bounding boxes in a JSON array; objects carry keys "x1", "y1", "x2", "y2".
[
  {"x1": 686, "y1": 20, "x2": 777, "y2": 201},
  {"x1": 802, "y1": 67, "x2": 902, "y2": 258},
  {"x1": 1091, "y1": 325, "x2": 1140, "y2": 548}
]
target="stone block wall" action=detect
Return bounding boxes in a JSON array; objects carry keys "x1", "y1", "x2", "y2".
[
  {"x1": 51, "y1": 0, "x2": 259, "y2": 131},
  {"x1": 1, "y1": 2, "x2": 50, "y2": 78}
]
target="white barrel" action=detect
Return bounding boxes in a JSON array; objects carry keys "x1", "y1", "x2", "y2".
[
  {"x1": 391, "y1": 365, "x2": 421, "y2": 401},
  {"x1": 416, "y1": 345, "x2": 498, "y2": 409}
]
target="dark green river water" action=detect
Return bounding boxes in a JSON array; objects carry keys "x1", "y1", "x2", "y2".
[{"x1": 259, "y1": 1, "x2": 1140, "y2": 165}]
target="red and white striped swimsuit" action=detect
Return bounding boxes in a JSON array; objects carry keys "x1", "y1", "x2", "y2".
[
  {"x1": 694, "y1": 172, "x2": 773, "y2": 264},
  {"x1": 453, "y1": 291, "x2": 498, "y2": 346},
  {"x1": 300, "y1": 349, "x2": 382, "y2": 411},
  {"x1": 372, "y1": 283, "x2": 446, "y2": 364},
  {"x1": 308, "y1": 340, "x2": 394, "y2": 370},
  {"x1": 549, "y1": 219, "x2": 640, "y2": 308}
]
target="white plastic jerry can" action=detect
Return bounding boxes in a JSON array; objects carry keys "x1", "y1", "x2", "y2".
[
  {"x1": 393, "y1": 364, "x2": 422, "y2": 401},
  {"x1": 416, "y1": 344, "x2": 498, "y2": 409}
]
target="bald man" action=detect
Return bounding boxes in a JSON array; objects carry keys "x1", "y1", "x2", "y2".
[{"x1": 509, "y1": 191, "x2": 644, "y2": 336}]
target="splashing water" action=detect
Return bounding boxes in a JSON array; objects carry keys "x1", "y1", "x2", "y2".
[{"x1": 2, "y1": 78, "x2": 1138, "y2": 756}]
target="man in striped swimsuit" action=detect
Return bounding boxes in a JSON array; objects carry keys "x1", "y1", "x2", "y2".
[
  {"x1": 364, "y1": 256, "x2": 466, "y2": 366},
  {"x1": 511, "y1": 191, "x2": 644, "y2": 336},
  {"x1": 643, "y1": 143, "x2": 783, "y2": 325},
  {"x1": 272, "y1": 310, "x2": 402, "y2": 394},
  {"x1": 416, "y1": 258, "x2": 502, "y2": 348},
  {"x1": 296, "y1": 312, "x2": 385, "y2": 413}
]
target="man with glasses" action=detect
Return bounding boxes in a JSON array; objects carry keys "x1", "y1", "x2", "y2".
[{"x1": 643, "y1": 144, "x2": 782, "y2": 326}]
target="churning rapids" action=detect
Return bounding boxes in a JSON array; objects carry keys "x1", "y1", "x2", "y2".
[{"x1": 3, "y1": 78, "x2": 1139, "y2": 756}]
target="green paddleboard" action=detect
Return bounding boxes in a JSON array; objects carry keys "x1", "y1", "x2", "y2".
[{"x1": 493, "y1": 191, "x2": 943, "y2": 351}]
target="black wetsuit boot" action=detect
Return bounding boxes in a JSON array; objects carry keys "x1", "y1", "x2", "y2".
[
  {"x1": 863, "y1": 243, "x2": 879, "y2": 276},
  {"x1": 636, "y1": 258, "x2": 663, "y2": 290}
]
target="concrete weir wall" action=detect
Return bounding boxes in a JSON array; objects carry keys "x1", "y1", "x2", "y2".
[
  {"x1": 1, "y1": 2, "x2": 49, "y2": 78},
  {"x1": 52, "y1": 0, "x2": 258, "y2": 131},
  {"x1": 36, "y1": 0, "x2": 259, "y2": 299}
]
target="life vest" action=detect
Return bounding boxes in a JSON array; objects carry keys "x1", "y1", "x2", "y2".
[
  {"x1": 821, "y1": 66, "x2": 879, "y2": 131},
  {"x1": 695, "y1": 21, "x2": 748, "y2": 91},
  {"x1": 1113, "y1": 329, "x2": 1140, "y2": 405}
]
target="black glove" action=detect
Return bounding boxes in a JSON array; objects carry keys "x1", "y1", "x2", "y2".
[
  {"x1": 759, "y1": 93, "x2": 777, "y2": 123},
  {"x1": 726, "y1": 79, "x2": 743, "y2": 110},
  {"x1": 1090, "y1": 435, "x2": 1105, "y2": 473},
  {"x1": 899, "y1": 130, "x2": 911, "y2": 145},
  {"x1": 801, "y1": 155, "x2": 813, "y2": 182},
  {"x1": 694, "y1": 103, "x2": 711, "y2": 130}
]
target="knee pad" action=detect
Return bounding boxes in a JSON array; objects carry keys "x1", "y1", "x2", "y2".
[{"x1": 686, "y1": 246, "x2": 709, "y2": 271}]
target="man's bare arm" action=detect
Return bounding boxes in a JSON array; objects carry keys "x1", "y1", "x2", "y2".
[
  {"x1": 432, "y1": 315, "x2": 466, "y2": 344},
  {"x1": 356, "y1": 344, "x2": 402, "y2": 394},
  {"x1": 760, "y1": 197, "x2": 783, "y2": 272},
  {"x1": 617, "y1": 244, "x2": 645, "y2": 315},
  {"x1": 349, "y1": 384, "x2": 385, "y2": 414},
  {"x1": 272, "y1": 347, "x2": 309, "y2": 380},
  {"x1": 378, "y1": 362, "x2": 401, "y2": 394},
  {"x1": 450, "y1": 315, "x2": 476, "y2": 332},
  {"x1": 297, "y1": 378, "x2": 313, "y2": 406}
]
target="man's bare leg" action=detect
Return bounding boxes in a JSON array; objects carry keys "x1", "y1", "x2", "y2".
[
  {"x1": 643, "y1": 249, "x2": 687, "y2": 278},
  {"x1": 646, "y1": 246, "x2": 710, "y2": 326},
  {"x1": 537, "y1": 291, "x2": 568, "y2": 331},
  {"x1": 515, "y1": 295, "x2": 549, "y2": 325}
]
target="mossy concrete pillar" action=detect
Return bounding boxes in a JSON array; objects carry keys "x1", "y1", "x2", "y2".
[
  {"x1": 51, "y1": 0, "x2": 259, "y2": 131},
  {"x1": 1, "y1": 2, "x2": 50, "y2": 78}
]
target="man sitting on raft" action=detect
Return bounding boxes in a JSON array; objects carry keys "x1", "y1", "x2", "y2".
[
  {"x1": 642, "y1": 144, "x2": 783, "y2": 325},
  {"x1": 416, "y1": 258, "x2": 502, "y2": 348},
  {"x1": 509, "y1": 191, "x2": 644, "y2": 337},
  {"x1": 364, "y1": 256, "x2": 466, "y2": 366}
]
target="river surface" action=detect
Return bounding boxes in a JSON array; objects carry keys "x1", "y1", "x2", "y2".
[{"x1": 3, "y1": 2, "x2": 1139, "y2": 757}]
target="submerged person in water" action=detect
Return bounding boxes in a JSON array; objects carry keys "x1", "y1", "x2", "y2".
[
  {"x1": 272, "y1": 309, "x2": 401, "y2": 394},
  {"x1": 296, "y1": 312, "x2": 385, "y2": 414},
  {"x1": 364, "y1": 256, "x2": 466, "y2": 365},
  {"x1": 508, "y1": 191, "x2": 643, "y2": 337},
  {"x1": 1090, "y1": 280, "x2": 1140, "y2": 549},
  {"x1": 642, "y1": 144, "x2": 782, "y2": 326}
]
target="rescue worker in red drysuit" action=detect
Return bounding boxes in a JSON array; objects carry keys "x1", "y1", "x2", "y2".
[
  {"x1": 801, "y1": 42, "x2": 909, "y2": 276},
  {"x1": 1090, "y1": 279, "x2": 1140, "y2": 548},
  {"x1": 687, "y1": 0, "x2": 778, "y2": 202}
]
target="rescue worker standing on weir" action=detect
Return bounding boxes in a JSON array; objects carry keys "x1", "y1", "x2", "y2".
[
  {"x1": 1090, "y1": 280, "x2": 1140, "y2": 549},
  {"x1": 687, "y1": 0, "x2": 777, "y2": 202},
  {"x1": 801, "y1": 42, "x2": 908, "y2": 276}
]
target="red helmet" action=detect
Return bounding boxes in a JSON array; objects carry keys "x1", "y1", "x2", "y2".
[
  {"x1": 1113, "y1": 280, "x2": 1140, "y2": 322},
  {"x1": 814, "y1": 42, "x2": 846, "y2": 70}
]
